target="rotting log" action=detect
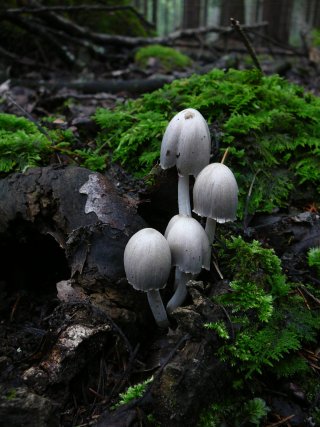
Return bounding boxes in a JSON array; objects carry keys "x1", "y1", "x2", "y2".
[
  {"x1": 0, "y1": 165, "x2": 232, "y2": 426},
  {"x1": 0, "y1": 164, "x2": 146, "y2": 284}
]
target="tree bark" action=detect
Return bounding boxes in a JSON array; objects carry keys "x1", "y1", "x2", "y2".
[
  {"x1": 262, "y1": 0, "x2": 294, "y2": 44},
  {"x1": 183, "y1": 0, "x2": 201, "y2": 29},
  {"x1": 220, "y1": 0, "x2": 245, "y2": 26},
  {"x1": 0, "y1": 165, "x2": 146, "y2": 285}
]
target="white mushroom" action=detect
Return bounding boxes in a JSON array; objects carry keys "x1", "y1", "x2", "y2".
[
  {"x1": 160, "y1": 108, "x2": 211, "y2": 216},
  {"x1": 164, "y1": 215, "x2": 211, "y2": 313},
  {"x1": 193, "y1": 162, "x2": 238, "y2": 244},
  {"x1": 124, "y1": 228, "x2": 171, "y2": 328}
]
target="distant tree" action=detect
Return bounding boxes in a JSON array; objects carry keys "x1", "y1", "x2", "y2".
[
  {"x1": 220, "y1": 0, "x2": 245, "y2": 26},
  {"x1": 305, "y1": 0, "x2": 320, "y2": 27},
  {"x1": 134, "y1": 0, "x2": 142, "y2": 10},
  {"x1": 152, "y1": 0, "x2": 158, "y2": 25},
  {"x1": 262, "y1": 0, "x2": 294, "y2": 43},
  {"x1": 183, "y1": 0, "x2": 201, "y2": 28}
]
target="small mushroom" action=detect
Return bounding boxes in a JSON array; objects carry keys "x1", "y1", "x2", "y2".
[
  {"x1": 164, "y1": 215, "x2": 211, "y2": 313},
  {"x1": 124, "y1": 228, "x2": 171, "y2": 328},
  {"x1": 160, "y1": 108, "x2": 211, "y2": 216},
  {"x1": 193, "y1": 162, "x2": 238, "y2": 244}
]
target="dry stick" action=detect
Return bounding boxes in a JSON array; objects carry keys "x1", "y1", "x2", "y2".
[
  {"x1": 299, "y1": 285, "x2": 320, "y2": 305},
  {"x1": 230, "y1": 17, "x2": 263, "y2": 73},
  {"x1": 6, "y1": 94, "x2": 53, "y2": 143},
  {"x1": 220, "y1": 147, "x2": 229, "y2": 164},
  {"x1": 243, "y1": 170, "x2": 260, "y2": 231},
  {"x1": 109, "y1": 333, "x2": 191, "y2": 414},
  {"x1": 265, "y1": 414, "x2": 295, "y2": 427}
]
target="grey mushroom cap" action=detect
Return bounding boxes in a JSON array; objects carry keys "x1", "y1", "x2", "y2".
[
  {"x1": 160, "y1": 108, "x2": 211, "y2": 176},
  {"x1": 164, "y1": 215, "x2": 211, "y2": 273},
  {"x1": 193, "y1": 163, "x2": 238, "y2": 223},
  {"x1": 124, "y1": 228, "x2": 172, "y2": 291}
]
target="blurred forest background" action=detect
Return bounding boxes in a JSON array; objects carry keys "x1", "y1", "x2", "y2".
[
  {"x1": 1, "y1": 0, "x2": 320, "y2": 74},
  {"x1": 135, "y1": 0, "x2": 320, "y2": 45}
]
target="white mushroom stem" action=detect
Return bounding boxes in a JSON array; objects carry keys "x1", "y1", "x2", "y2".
[
  {"x1": 166, "y1": 269, "x2": 193, "y2": 314},
  {"x1": 205, "y1": 217, "x2": 217, "y2": 244},
  {"x1": 178, "y1": 175, "x2": 191, "y2": 216},
  {"x1": 147, "y1": 289, "x2": 169, "y2": 328}
]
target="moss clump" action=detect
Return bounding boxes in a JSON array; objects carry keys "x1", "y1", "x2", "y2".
[
  {"x1": 134, "y1": 44, "x2": 192, "y2": 71},
  {"x1": 308, "y1": 247, "x2": 320, "y2": 275},
  {"x1": 198, "y1": 397, "x2": 269, "y2": 427},
  {"x1": 95, "y1": 68, "x2": 320, "y2": 215},
  {"x1": 0, "y1": 113, "x2": 107, "y2": 174},
  {"x1": 112, "y1": 377, "x2": 153, "y2": 409},
  {"x1": 0, "y1": 114, "x2": 53, "y2": 173},
  {"x1": 206, "y1": 236, "x2": 320, "y2": 380}
]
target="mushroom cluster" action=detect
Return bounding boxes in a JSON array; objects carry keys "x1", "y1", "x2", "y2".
[{"x1": 123, "y1": 108, "x2": 239, "y2": 327}]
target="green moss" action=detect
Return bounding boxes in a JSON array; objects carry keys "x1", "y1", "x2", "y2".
[
  {"x1": 308, "y1": 247, "x2": 320, "y2": 275},
  {"x1": 0, "y1": 113, "x2": 107, "y2": 174},
  {"x1": 312, "y1": 28, "x2": 320, "y2": 47},
  {"x1": 135, "y1": 45, "x2": 192, "y2": 71},
  {"x1": 95, "y1": 68, "x2": 320, "y2": 216},
  {"x1": 198, "y1": 398, "x2": 269, "y2": 427},
  {"x1": 0, "y1": 114, "x2": 52, "y2": 173},
  {"x1": 206, "y1": 236, "x2": 320, "y2": 380},
  {"x1": 112, "y1": 377, "x2": 153, "y2": 409}
]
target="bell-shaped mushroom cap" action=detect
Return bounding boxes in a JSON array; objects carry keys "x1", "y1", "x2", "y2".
[
  {"x1": 124, "y1": 228, "x2": 171, "y2": 292},
  {"x1": 164, "y1": 215, "x2": 211, "y2": 274},
  {"x1": 160, "y1": 108, "x2": 211, "y2": 177},
  {"x1": 193, "y1": 163, "x2": 238, "y2": 223}
]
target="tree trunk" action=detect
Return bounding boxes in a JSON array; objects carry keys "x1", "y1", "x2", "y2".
[
  {"x1": 183, "y1": 0, "x2": 201, "y2": 29},
  {"x1": 313, "y1": 0, "x2": 320, "y2": 27},
  {"x1": 262, "y1": 0, "x2": 294, "y2": 44},
  {"x1": 152, "y1": 0, "x2": 158, "y2": 25},
  {"x1": 202, "y1": 0, "x2": 208, "y2": 26},
  {"x1": 220, "y1": 0, "x2": 245, "y2": 26},
  {"x1": 143, "y1": 0, "x2": 148, "y2": 18}
]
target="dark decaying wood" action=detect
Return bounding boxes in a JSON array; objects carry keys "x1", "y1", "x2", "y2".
[
  {"x1": 0, "y1": 165, "x2": 146, "y2": 284},
  {"x1": 0, "y1": 164, "x2": 233, "y2": 426}
]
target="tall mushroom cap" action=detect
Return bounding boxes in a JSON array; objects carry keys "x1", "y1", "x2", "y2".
[
  {"x1": 124, "y1": 228, "x2": 171, "y2": 291},
  {"x1": 160, "y1": 108, "x2": 211, "y2": 177},
  {"x1": 164, "y1": 215, "x2": 211, "y2": 273},
  {"x1": 193, "y1": 163, "x2": 238, "y2": 223}
]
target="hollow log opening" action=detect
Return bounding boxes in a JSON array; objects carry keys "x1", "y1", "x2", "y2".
[{"x1": 0, "y1": 218, "x2": 70, "y2": 296}]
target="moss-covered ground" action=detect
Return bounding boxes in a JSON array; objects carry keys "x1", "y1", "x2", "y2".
[{"x1": 1, "y1": 64, "x2": 320, "y2": 426}]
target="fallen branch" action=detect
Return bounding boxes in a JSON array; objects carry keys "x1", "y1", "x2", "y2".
[
  {"x1": 230, "y1": 17, "x2": 262, "y2": 72},
  {"x1": 2, "y1": 4, "x2": 155, "y2": 30},
  {"x1": 11, "y1": 76, "x2": 174, "y2": 94}
]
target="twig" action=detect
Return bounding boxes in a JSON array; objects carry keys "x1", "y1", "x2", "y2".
[
  {"x1": 296, "y1": 287, "x2": 311, "y2": 310},
  {"x1": 230, "y1": 18, "x2": 263, "y2": 73},
  {"x1": 265, "y1": 414, "x2": 295, "y2": 427},
  {"x1": 109, "y1": 344, "x2": 140, "y2": 399},
  {"x1": 8, "y1": 99, "x2": 50, "y2": 138},
  {"x1": 220, "y1": 147, "x2": 229, "y2": 164},
  {"x1": 5, "y1": 94, "x2": 53, "y2": 143},
  {"x1": 218, "y1": 303, "x2": 235, "y2": 340},
  {"x1": 243, "y1": 169, "x2": 260, "y2": 230},
  {"x1": 298, "y1": 285, "x2": 320, "y2": 305},
  {"x1": 10, "y1": 293, "x2": 21, "y2": 322},
  {"x1": 112, "y1": 333, "x2": 191, "y2": 413}
]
